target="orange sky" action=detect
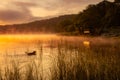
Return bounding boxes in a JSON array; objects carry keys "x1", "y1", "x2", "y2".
[{"x1": 0, "y1": 0, "x2": 114, "y2": 25}]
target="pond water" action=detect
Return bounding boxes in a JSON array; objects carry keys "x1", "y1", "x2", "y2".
[
  {"x1": 0, "y1": 34, "x2": 119, "y2": 80},
  {"x1": 0, "y1": 34, "x2": 118, "y2": 65}
]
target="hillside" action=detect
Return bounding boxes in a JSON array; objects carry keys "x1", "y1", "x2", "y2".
[
  {"x1": 0, "y1": 0, "x2": 120, "y2": 36},
  {"x1": 74, "y1": 0, "x2": 120, "y2": 36},
  {"x1": 0, "y1": 15, "x2": 76, "y2": 34}
]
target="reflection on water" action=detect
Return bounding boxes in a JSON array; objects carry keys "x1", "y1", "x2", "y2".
[
  {"x1": 0, "y1": 34, "x2": 119, "y2": 80},
  {"x1": 83, "y1": 41, "x2": 90, "y2": 48},
  {"x1": 0, "y1": 34, "x2": 57, "y2": 73},
  {"x1": 0, "y1": 34, "x2": 118, "y2": 65},
  {"x1": 0, "y1": 34, "x2": 57, "y2": 53}
]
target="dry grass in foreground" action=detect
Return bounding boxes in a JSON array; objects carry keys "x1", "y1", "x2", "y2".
[{"x1": 0, "y1": 37, "x2": 120, "y2": 80}]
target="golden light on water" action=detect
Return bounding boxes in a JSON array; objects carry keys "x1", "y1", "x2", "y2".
[
  {"x1": 83, "y1": 41, "x2": 90, "y2": 48},
  {"x1": 0, "y1": 34, "x2": 58, "y2": 42}
]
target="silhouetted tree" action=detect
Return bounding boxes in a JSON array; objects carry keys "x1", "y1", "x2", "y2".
[{"x1": 115, "y1": 0, "x2": 120, "y2": 3}]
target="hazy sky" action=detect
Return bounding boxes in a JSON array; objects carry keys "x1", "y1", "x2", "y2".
[{"x1": 0, "y1": 0, "x2": 114, "y2": 25}]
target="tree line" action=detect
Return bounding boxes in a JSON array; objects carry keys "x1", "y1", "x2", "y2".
[
  {"x1": 58, "y1": 0, "x2": 120, "y2": 35},
  {"x1": 0, "y1": 0, "x2": 120, "y2": 35}
]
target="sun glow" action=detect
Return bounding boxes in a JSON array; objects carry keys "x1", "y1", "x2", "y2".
[
  {"x1": 30, "y1": 7, "x2": 58, "y2": 17},
  {"x1": 0, "y1": 34, "x2": 58, "y2": 42},
  {"x1": 83, "y1": 41, "x2": 90, "y2": 48}
]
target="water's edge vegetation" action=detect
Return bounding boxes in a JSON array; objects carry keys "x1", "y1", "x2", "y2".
[{"x1": 0, "y1": 37, "x2": 119, "y2": 80}]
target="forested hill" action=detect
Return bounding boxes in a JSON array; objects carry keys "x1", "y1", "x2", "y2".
[
  {"x1": 74, "y1": 0, "x2": 120, "y2": 36},
  {"x1": 0, "y1": 0, "x2": 120, "y2": 36},
  {"x1": 0, "y1": 15, "x2": 76, "y2": 34}
]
